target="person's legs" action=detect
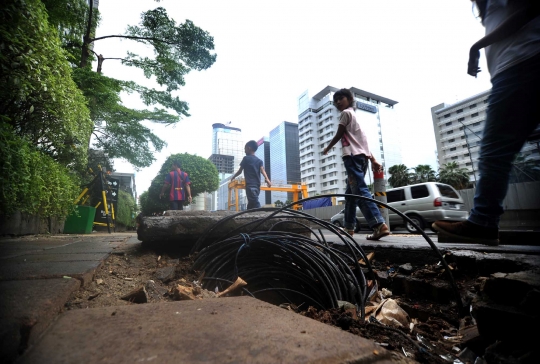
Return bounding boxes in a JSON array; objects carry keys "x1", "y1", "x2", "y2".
[
  {"x1": 246, "y1": 186, "x2": 261, "y2": 209},
  {"x1": 170, "y1": 201, "x2": 179, "y2": 210},
  {"x1": 343, "y1": 170, "x2": 357, "y2": 232},
  {"x1": 343, "y1": 155, "x2": 387, "y2": 239},
  {"x1": 433, "y1": 53, "x2": 540, "y2": 244},
  {"x1": 469, "y1": 54, "x2": 540, "y2": 228}
]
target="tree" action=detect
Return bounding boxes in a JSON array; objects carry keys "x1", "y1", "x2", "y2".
[
  {"x1": 410, "y1": 164, "x2": 437, "y2": 184},
  {"x1": 42, "y1": 0, "x2": 217, "y2": 168},
  {"x1": 438, "y1": 162, "x2": 470, "y2": 190},
  {"x1": 140, "y1": 153, "x2": 219, "y2": 215},
  {"x1": 388, "y1": 164, "x2": 411, "y2": 187},
  {"x1": 0, "y1": 0, "x2": 93, "y2": 171},
  {"x1": 274, "y1": 200, "x2": 284, "y2": 208}
]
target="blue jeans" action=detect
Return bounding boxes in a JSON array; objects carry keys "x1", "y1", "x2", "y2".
[
  {"x1": 469, "y1": 53, "x2": 540, "y2": 229},
  {"x1": 343, "y1": 155, "x2": 385, "y2": 230},
  {"x1": 245, "y1": 185, "x2": 261, "y2": 210}
]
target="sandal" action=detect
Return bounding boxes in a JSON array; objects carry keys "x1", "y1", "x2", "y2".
[{"x1": 366, "y1": 223, "x2": 390, "y2": 241}]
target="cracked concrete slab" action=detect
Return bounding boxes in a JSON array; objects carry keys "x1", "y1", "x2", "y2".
[{"x1": 20, "y1": 297, "x2": 394, "y2": 364}]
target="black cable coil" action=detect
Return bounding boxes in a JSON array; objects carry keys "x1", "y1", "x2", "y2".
[{"x1": 192, "y1": 194, "x2": 463, "y2": 320}]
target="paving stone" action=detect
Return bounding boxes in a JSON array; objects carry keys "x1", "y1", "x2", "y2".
[
  {"x1": 0, "y1": 261, "x2": 104, "y2": 286},
  {"x1": 0, "y1": 239, "x2": 82, "y2": 259},
  {"x1": 482, "y1": 270, "x2": 540, "y2": 308},
  {"x1": 6, "y1": 253, "x2": 109, "y2": 264},
  {"x1": 0, "y1": 278, "x2": 80, "y2": 362},
  {"x1": 21, "y1": 296, "x2": 394, "y2": 364}
]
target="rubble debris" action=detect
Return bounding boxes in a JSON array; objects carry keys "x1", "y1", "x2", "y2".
[
  {"x1": 155, "y1": 266, "x2": 175, "y2": 283},
  {"x1": 399, "y1": 263, "x2": 413, "y2": 275},
  {"x1": 457, "y1": 347, "x2": 477, "y2": 363},
  {"x1": 145, "y1": 280, "x2": 168, "y2": 300},
  {"x1": 216, "y1": 277, "x2": 247, "y2": 297},
  {"x1": 381, "y1": 288, "x2": 392, "y2": 298},
  {"x1": 358, "y1": 252, "x2": 375, "y2": 266},
  {"x1": 172, "y1": 285, "x2": 197, "y2": 300},
  {"x1": 88, "y1": 293, "x2": 100, "y2": 301},
  {"x1": 172, "y1": 281, "x2": 218, "y2": 301},
  {"x1": 372, "y1": 298, "x2": 410, "y2": 328},
  {"x1": 120, "y1": 286, "x2": 148, "y2": 304}
]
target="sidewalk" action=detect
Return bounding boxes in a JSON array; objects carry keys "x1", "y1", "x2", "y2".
[
  {"x1": 0, "y1": 233, "x2": 134, "y2": 363},
  {"x1": 2, "y1": 231, "x2": 538, "y2": 363},
  {"x1": 0, "y1": 233, "x2": 395, "y2": 364}
]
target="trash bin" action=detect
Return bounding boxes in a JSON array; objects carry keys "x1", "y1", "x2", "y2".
[{"x1": 63, "y1": 206, "x2": 96, "y2": 234}]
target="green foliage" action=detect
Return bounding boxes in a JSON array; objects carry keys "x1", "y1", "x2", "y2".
[
  {"x1": 0, "y1": 123, "x2": 80, "y2": 218},
  {"x1": 438, "y1": 162, "x2": 470, "y2": 190},
  {"x1": 73, "y1": 68, "x2": 169, "y2": 169},
  {"x1": 116, "y1": 189, "x2": 136, "y2": 228},
  {"x1": 124, "y1": 9, "x2": 217, "y2": 92},
  {"x1": 388, "y1": 164, "x2": 411, "y2": 188},
  {"x1": 140, "y1": 153, "x2": 219, "y2": 215},
  {"x1": 0, "y1": 0, "x2": 92, "y2": 171},
  {"x1": 274, "y1": 200, "x2": 283, "y2": 207},
  {"x1": 410, "y1": 164, "x2": 437, "y2": 184},
  {"x1": 41, "y1": 1, "x2": 217, "y2": 168},
  {"x1": 41, "y1": 0, "x2": 97, "y2": 65}
]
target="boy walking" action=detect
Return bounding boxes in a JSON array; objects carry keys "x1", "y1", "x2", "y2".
[
  {"x1": 231, "y1": 140, "x2": 271, "y2": 209},
  {"x1": 323, "y1": 88, "x2": 389, "y2": 240},
  {"x1": 159, "y1": 160, "x2": 192, "y2": 210}
]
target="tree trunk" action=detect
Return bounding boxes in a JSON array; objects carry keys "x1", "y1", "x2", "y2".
[{"x1": 80, "y1": 0, "x2": 94, "y2": 68}]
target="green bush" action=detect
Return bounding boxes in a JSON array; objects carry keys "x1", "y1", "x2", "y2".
[
  {"x1": 116, "y1": 189, "x2": 136, "y2": 227},
  {"x1": 0, "y1": 123, "x2": 80, "y2": 217},
  {"x1": 0, "y1": 0, "x2": 92, "y2": 171},
  {"x1": 140, "y1": 153, "x2": 219, "y2": 215}
]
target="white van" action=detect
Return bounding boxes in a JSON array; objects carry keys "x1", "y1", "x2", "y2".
[{"x1": 330, "y1": 182, "x2": 468, "y2": 233}]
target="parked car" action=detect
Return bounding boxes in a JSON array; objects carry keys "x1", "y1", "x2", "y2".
[{"x1": 330, "y1": 182, "x2": 468, "y2": 233}]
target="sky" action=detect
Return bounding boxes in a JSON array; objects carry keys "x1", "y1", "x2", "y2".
[{"x1": 93, "y1": 0, "x2": 493, "y2": 197}]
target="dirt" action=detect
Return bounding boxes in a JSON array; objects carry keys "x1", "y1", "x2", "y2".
[
  {"x1": 65, "y1": 242, "x2": 482, "y2": 363},
  {"x1": 65, "y1": 244, "x2": 199, "y2": 309}
]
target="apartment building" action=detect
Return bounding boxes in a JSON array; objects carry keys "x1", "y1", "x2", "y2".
[
  {"x1": 432, "y1": 90, "x2": 540, "y2": 183},
  {"x1": 298, "y1": 86, "x2": 400, "y2": 197},
  {"x1": 431, "y1": 91, "x2": 490, "y2": 182}
]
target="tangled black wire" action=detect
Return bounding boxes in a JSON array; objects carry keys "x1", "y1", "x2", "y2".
[{"x1": 192, "y1": 194, "x2": 463, "y2": 321}]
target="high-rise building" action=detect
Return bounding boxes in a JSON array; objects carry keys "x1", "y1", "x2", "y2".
[
  {"x1": 298, "y1": 86, "x2": 400, "y2": 198},
  {"x1": 269, "y1": 122, "x2": 301, "y2": 202},
  {"x1": 211, "y1": 123, "x2": 244, "y2": 171},
  {"x1": 209, "y1": 123, "x2": 245, "y2": 210},
  {"x1": 255, "y1": 137, "x2": 271, "y2": 206},
  {"x1": 431, "y1": 91, "x2": 489, "y2": 183},
  {"x1": 431, "y1": 90, "x2": 540, "y2": 183}
]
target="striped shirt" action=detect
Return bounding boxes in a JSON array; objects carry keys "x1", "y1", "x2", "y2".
[{"x1": 165, "y1": 169, "x2": 191, "y2": 201}]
